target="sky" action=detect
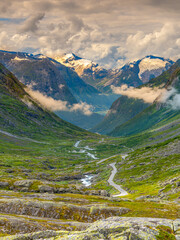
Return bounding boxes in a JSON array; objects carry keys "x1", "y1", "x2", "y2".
[{"x1": 0, "y1": 0, "x2": 180, "y2": 68}]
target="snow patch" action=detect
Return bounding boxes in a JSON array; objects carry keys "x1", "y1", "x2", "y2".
[
  {"x1": 59, "y1": 84, "x2": 65, "y2": 89},
  {"x1": 64, "y1": 53, "x2": 74, "y2": 60},
  {"x1": 13, "y1": 56, "x2": 30, "y2": 61},
  {"x1": 129, "y1": 63, "x2": 134, "y2": 68},
  {"x1": 36, "y1": 54, "x2": 47, "y2": 59},
  {"x1": 138, "y1": 57, "x2": 168, "y2": 80},
  {"x1": 55, "y1": 54, "x2": 96, "y2": 70}
]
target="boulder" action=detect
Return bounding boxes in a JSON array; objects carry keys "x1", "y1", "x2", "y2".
[
  {"x1": 38, "y1": 185, "x2": 55, "y2": 193},
  {"x1": 99, "y1": 190, "x2": 110, "y2": 197},
  {"x1": 176, "y1": 181, "x2": 180, "y2": 187},
  {"x1": 0, "y1": 181, "x2": 9, "y2": 187},
  {"x1": 55, "y1": 188, "x2": 68, "y2": 193},
  {"x1": 14, "y1": 180, "x2": 34, "y2": 188}
]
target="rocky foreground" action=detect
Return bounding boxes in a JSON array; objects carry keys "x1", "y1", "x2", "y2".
[{"x1": 1, "y1": 217, "x2": 179, "y2": 240}]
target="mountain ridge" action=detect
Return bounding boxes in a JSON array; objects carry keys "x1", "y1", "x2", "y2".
[{"x1": 56, "y1": 53, "x2": 174, "y2": 92}]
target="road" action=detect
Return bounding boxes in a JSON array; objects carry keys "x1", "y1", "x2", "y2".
[{"x1": 108, "y1": 162, "x2": 128, "y2": 197}]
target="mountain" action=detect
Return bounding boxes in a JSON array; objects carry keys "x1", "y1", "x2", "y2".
[
  {"x1": 92, "y1": 96, "x2": 149, "y2": 134},
  {"x1": 55, "y1": 53, "x2": 109, "y2": 88},
  {"x1": 51, "y1": 56, "x2": 117, "y2": 112},
  {"x1": 0, "y1": 51, "x2": 77, "y2": 104},
  {"x1": 56, "y1": 54, "x2": 174, "y2": 92},
  {"x1": 0, "y1": 50, "x2": 113, "y2": 129},
  {"x1": 92, "y1": 59, "x2": 180, "y2": 135},
  {"x1": 109, "y1": 64, "x2": 180, "y2": 137},
  {"x1": 0, "y1": 57, "x2": 179, "y2": 240},
  {"x1": 0, "y1": 50, "x2": 117, "y2": 115},
  {"x1": 0, "y1": 62, "x2": 88, "y2": 139}
]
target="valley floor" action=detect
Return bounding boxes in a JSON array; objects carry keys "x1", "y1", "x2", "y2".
[{"x1": 0, "y1": 123, "x2": 179, "y2": 239}]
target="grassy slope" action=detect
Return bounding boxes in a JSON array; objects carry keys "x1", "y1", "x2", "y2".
[
  {"x1": 0, "y1": 62, "x2": 91, "y2": 140},
  {"x1": 92, "y1": 95, "x2": 149, "y2": 134},
  {"x1": 110, "y1": 104, "x2": 180, "y2": 137}
]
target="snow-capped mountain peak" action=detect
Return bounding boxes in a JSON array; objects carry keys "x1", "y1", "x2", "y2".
[
  {"x1": 55, "y1": 53, "x2": 98, "y2": 69},
  {"x1": 138, "y1": 56, "x2": 174, "y2": 83}
]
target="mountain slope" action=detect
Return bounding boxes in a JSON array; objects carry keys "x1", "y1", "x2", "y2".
[
  {"x1": 55, "y1": 53, "x2": 109, "y2": 88},
  {"x1": 51, "y1": 57, "x2": 115, "y2": 112},
  {"x1": 0, "y1": 62, "x2": 88, "y2": 139},
  {"x1": 92, "y1": 96, "x2": 149, "y2": 134},
  {"x1": 92, "y1": 60, "x2": 180, "y2": 134},
  {"x1": 109, "y1": 68, "x2": 180, "y2": 137},
  {"x1": 55, "y1": 110, "x2": 104, "y2": 130},
  {"x1": 0, "y1": 51, "x2": 77, "y2": 104}
]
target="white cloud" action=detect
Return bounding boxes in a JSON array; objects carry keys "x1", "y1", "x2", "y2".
[
  {"x1": 26, "y1": 88, "x2": 68, "y2": 111},
  {"x1": 111, "y1": 83, "x2": 180, "y2": 109},
  {"x1": 111, "y1": 84, "x2": 166, "y2": 103},
  {"x1": 161, "y1": 87, "x2": 180, "y2": 110},
  {"x1": 0, "y1": 31, "x2": 28, "y2": 51},
  {"x1": 70, "y1": 102, "x2": 92, "y2": 116},
  {"x1": 120, "y1": 23, "x2": 180, "y2": 62},
  {"x1": 26, "y1": 88, "x2": 93, "y2": 115},
  {"x1": 168, "y1": 94, "x2": 180, "y2": 109}
]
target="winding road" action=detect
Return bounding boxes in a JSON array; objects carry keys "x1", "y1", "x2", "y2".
[
  {"x1": 97, "y1": 151, "x2": 129, "y2": 196},
  {"x1": 108, "y1": 162, "x2": 128, "y2": 197}
]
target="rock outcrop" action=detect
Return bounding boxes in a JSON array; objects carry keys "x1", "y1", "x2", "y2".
[{"x1": 2, "y1": 217, "x2": 179, "y2": 240}]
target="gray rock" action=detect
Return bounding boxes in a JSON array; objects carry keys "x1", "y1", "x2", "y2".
[
  {"x1": 38, "y1": 185, "x2": 54, "y2": 193},
  {"x1": 176, "y1": 181, "x2": 180, "y2": 187},
  {"x1": 99, "y1": 190, "x2": 110, "y2": 197},
  {"x1": 55, "y1": 187, "x2": 68, "y2": 193},
  {"x1": 88, "y1": 190, "x2": 100, "y2": 196},
  {"x1": 14, "y1": 180, "x2": 34, "y2": 188},
  {"x1": 0, "y1": 181, "x2": 9, "y2": 187}
]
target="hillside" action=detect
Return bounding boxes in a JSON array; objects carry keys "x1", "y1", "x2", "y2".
[
  {"x1": 0, "y1": 50, "x2": 117, "y2": 111},
  {"x1": 55, "y1": 53, "x2": 109, "y2": 88},
  {"x1": 92, "y1": 96, "x2": 149, "y2": 134},
  {"x1": 0, "y1": 62, "x2": 88, "y2": 139},
  {"x1": 93, "y1": 59, "x2": 180, "y2": 135},
  {"x1": 51, "y1": 57, "x2": 117, "y2": 112},
  {"x1": 110, "y1": 67, "x2": 180, "y2": 137},
  {"x1": 56, "y1": 110, "x2": 104, "y2": 130}
]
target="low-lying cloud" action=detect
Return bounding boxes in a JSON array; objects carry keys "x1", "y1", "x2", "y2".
[
  {"x1": 162, "y1": 87, "x2": 180, "y2": 110},
  {"x1": 26, "y1": 88, "x2": 93, "y2": 115},
  {"x1": 111, "y1": 84, "x2": 166, "y2": 103},
  {"x1": 111, "y1": 84, "x2": 180, "y2": 109}
]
